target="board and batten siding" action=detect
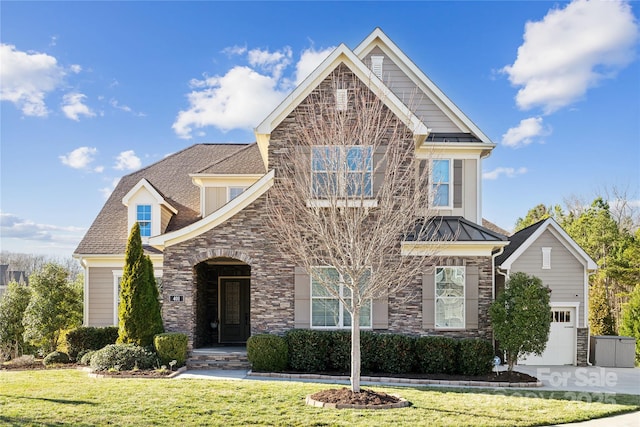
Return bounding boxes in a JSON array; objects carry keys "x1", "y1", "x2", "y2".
[
  {"x1": 363, "y1": 48, "x2": 462, "y2": 133},
  {"x1": 509, "y1": 229, "x2": 587, "y2": 327},
  {"x1": 204, "y1": 187, "x2": 228, "y2": 216},
  {"x1": 87, "y1": 266, "x2": 117, "y2": 327}
]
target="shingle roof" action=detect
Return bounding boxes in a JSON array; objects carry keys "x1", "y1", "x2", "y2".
[
  {"x1": 494, "y1": 220, "x2": 546, "y2": 265},
  {"x1": 482, "y1": 218, "x2": 511, "y2": 236},
  {"x1": 405, "y1": 216, "x2": 508, "y2": 242},
  {"x1": 196, "y1": 143, "x2": 264, "y2": 174},
  {"x1": 74, "y1": 143, "x2": 260, "y2": 255}
]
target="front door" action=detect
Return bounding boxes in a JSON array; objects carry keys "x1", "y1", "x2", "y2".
[{"x1": 219, "y1": 277, "x2": 250, "y2": 343}]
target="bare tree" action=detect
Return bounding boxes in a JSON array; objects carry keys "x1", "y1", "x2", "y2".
[{"x1": 267, "y1": 70, "x2": 440, "y2": 392}]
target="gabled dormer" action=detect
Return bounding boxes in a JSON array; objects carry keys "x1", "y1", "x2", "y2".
[
  {"x1": 122, "y1": 178, "x2": 178, "y2": 242},
  {"x1": 189, "y1": 143, "x2": 266, "y2": 217}
]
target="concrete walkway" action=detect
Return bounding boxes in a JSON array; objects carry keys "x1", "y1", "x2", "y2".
[{"x1": 174, "y1": 367, "x2": 640, "y2": 426}]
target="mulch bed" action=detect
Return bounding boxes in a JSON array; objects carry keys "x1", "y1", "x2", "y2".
[{"x1": 310, "y1": 388, "x2": 401, "y2": 406}]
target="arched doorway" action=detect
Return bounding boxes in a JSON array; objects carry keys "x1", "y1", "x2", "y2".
[{"x1": 194, "y1": 257, "x2": 251, "y2": 348}]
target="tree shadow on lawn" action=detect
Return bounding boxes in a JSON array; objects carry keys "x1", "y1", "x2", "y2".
[
  {"x1": 0, "y1": 394, "x2": 96, "y2": 405},
  {"x1": 0, "y1": 415, "x2": 95, "y2": 427}
]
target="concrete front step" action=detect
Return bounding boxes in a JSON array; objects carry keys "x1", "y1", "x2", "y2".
[{"x1": 187, "y1": 348, "x2": 251, "y2": 370}]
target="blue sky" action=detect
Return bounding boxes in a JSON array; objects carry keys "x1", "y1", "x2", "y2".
[{"x1": 1, "y1": 1, "x2": 639, "y2": 258}]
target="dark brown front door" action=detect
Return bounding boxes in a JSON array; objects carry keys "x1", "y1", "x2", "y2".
[{"x1": 219, "y1": 277, "x2": 250, "y2": 343}]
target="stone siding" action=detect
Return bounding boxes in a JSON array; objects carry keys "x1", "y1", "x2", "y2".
[{"x1": 577, "y1": 327, "x2": 589, "y2": 366}]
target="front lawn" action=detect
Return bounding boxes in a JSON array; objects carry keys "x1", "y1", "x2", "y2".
[{"x1": 0, "y1": 370, "x2": 638, "y2": 426}]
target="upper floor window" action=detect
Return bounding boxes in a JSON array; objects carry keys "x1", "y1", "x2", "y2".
[
  {"x1": 136, "y1": 204, "x2": 151, "y2": 237},
  {"x1": 229, "y1": 187, "x2": 246, "y2": 201},
  {"x1": 431, "y1": 159, "x2": 451, "y2": 207},
  {"x1": 311, "y1": 146, "x2": 373, "y2": 198},
  {"x1": 311, "y1": 266, "x2": 372, "y2": 329},
  {"x1": 435, "y1": 266, "x2": 465, "y2": 328}
]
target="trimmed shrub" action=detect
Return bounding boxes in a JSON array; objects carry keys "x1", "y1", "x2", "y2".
[
  {"x1": 65, "y1": 326, "x2": 119, "y2": 359},
  {"x1": 246, "y1": 334, "x2": 288, "y2": 372},
  {"x1": 43, "y1": 351, "x2": 70, "y2": 366},
  {"x1": 415, "y1": 336, "x2": 458, "y2": 374},
  {"x1": 375, "y1": 334, "x2": 415, "y2": 374},
  {"x1": 458, "y1": 338, "x2": 494, "y2": 376},
  {"x1": 360, "y1": 331, "x2": 379, "y2": 373},
  {"x1": 154, "y1": 333, "x2": 188, "y2": 367},
  {"x1": 327, "y1": 330, "x2": 351, "y2": 372},
  {"x1": 90, "y1": 344, "x2": 158, "y2": 371},
  {"x1": 79, "y1": 350, "x2": 96, "y2": 366},
  {"x1": 285, "y1": 329, "x2": 329, "y2": 372}
]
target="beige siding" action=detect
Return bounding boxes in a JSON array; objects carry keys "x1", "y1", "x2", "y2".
[
  {"x1": 160, "y1": 206, "x2": 173, "y2": 233},
  {"x1": 88, "y1": 267, "x2": 117, "y2": 327},
  {"x1": 510, "y1": 230, "x2": 587, "y2": 326},
  {"x1": 204, "y1": 187, "x2": 227, "y2": 216},
  {"x1": 364, "y1": 47, "x2": 462, "y2": 133}
]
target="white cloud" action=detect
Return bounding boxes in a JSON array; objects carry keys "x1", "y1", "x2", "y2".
[
  {"x1": 114, "y1": 150, "x2": 141, "y2": 171},
  {"x1": 59, "y1": 146, "x2": 100, "y2": 170},
  {"x1": 70, "y1": 64, "x2": 82, "y2": 74},
  {"x1": 0, "y1": 211, "x2": 84, "y2": 242},
  {"x1": 62, "y1": 92, "x2": 95, "y2": 121},
  {"x1": 295, "y1": 46, "x2": 334, "y2": 85},
  {"x1": 482, "y1": 167, "x2": 528, "y2": 180},
  {"x1": 172, "y1": 44, "x2": 334, "y2": 139},
  {"x1": 503, "y1": 0, "x2": 639, "y2": 113},
  {"x1": 501, "y1": 117, "x2": 550, "y2": 148},
  {"x1": 110, "y1": 99, "x2": 145, "y2": 117},
  {"x1": 0, "y1": 43, "x2": 65, "y2": 116}
]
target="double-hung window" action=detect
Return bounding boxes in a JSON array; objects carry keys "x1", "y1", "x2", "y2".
[
  {"x1": 431, "y1": 159, "x2": 451, "y2": 207},
  {"x1": 136, "y1": 204, "x2": 151, "y2": 237},
  {"x1": 311, "y1": 267, "x2": 372, "y2": 328},
  {"x1": 311, "y1": 146, "x2": 372, "y2": 198},
  {"x1": 435, "y1": 266, "x2": 465, "y2": 328}
]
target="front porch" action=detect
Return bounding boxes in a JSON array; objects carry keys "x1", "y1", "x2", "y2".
[{"x1": 187, "y1": 346, "x2": 250, "y2": 370}]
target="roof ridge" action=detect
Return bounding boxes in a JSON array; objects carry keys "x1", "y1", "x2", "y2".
[{"x1": 194, "y1": 142, "x2": 256, "y2": 174}]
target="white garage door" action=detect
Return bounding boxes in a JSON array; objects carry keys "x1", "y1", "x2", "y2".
[{"x1": 519, "y1": 307, "x2": 576, "y2": 365}]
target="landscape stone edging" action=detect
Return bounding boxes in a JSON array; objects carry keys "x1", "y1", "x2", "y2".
[
  {"x1": 82, "y1": 366, "x2": 187, "y2": 379},
  {"x1": 305, "y1": 394, "x2": 411, "y2": 410},
  {"x1": 247, "y1": 371, "x2": 542, "y2": 388}
]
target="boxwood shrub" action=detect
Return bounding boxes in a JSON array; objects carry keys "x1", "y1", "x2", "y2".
[
  {"x1": 154, "y1": 332, "x2": 188, "y2": 367},
  {"x1": 327, "y1": 330, "x2": 351, "y2": 372},
  {"x1": 375, "y1": 334, "x2": 416, "y2": 374},
  {"x1": 65, "y1": 326, "x2": 119, "y2": 359},
  {"x1": 285, "y1": 329, "x2": 329, "y2": 372},
  {"x1": 79, "y1": 350, "x2": 96, "y2": 366},
  {"x1": 89, "y1": 344, "x2": 158, "y2": 371},
  {"x1": 415, "y1": 336, "x2": 458, "y2": 374},
  {"x1": 43, "y1": 351, "x2": 70, "y2": 366},
  {"x1": 458, "y1": 338, "x2": 494, "y2": 376},
  {"x1": 246, "y1": 334, "x2": 288, "y2": 372}
]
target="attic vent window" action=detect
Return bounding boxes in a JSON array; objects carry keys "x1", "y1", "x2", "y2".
[
  {"x1": 371, "y1": 55, "x2": 384, "y2": 79},
  {"x1": 336, "y1": 89, "x2": 348, "y2": 111},
  {"x1": 542, "y1": 247, "x2": 552, "y2": 269}
]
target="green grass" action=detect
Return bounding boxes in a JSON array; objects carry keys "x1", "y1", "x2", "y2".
[{"x1": 0, "y1": 370, "x2": 638, "y2": 426}]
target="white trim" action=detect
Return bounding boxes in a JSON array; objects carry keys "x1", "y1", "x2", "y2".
[
  {"x1": 434, "y1": 266, "x2": 466, "y2": 330},
  {"x1": 498, "y1": 218, "x2": 598, "y2": 271},
  {"x1": 353, "y1": 28, "x2": 492, "y2": 144},
  {"x1": 306, "y1": 199, "x2": 378, "y2": 208},
  {"x1": 401, "y1": 240, "x2": 509, "y2": 257},
  {"x1": 122, "y1": 178, "x2": 178, "y2": 214},
  {"x1": 228, "y1": 186, "x2": 247, "y2": 201},
  {"x1": 112, "y1": 270, "x2": 123, "y2": 326},
  {"x1": 431, "y1": 158, "x2": 452, "y2": 209},
  {"x1": 542, "y1": 247, "x2": 552, "y2": 269},
  {"x1": 149, "y1": 170, "x2": 275, "y2": 249}
]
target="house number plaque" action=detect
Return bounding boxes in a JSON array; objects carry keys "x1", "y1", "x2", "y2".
[{"x1": 169, "y1": 295, "x2": 184, "y2": 302}]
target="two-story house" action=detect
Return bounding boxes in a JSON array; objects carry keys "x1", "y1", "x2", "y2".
[{"x1": 74, "y1": 28, "x2": 594, "y2": 366}]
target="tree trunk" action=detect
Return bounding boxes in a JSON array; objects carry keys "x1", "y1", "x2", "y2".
[{"x1": 351, "y1": 306, "x2": 361, "y2": 392}]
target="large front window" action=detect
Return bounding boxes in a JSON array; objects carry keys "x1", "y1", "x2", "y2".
[
  {"x1": 136, "y1": 204, "x2": 151, "y2": 237},
  {"x1": 311, "y1": 266, "x2": 372, "y2": 328},
  {"x1": 431, "y1": 159, "x2": 450, "y2": 207},
  {"x1": 312, "y1": 146, "x2": 372, "y2": 198},
  {"x1": 435, "y1": 266, "x2": 465, "y2": 328}
]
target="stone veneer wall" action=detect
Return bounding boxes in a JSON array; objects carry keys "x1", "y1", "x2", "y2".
[
  {"x1": 577, "y1": 328, "x2": 589, "y2": 366},
  {"x1": 161, "y1": 65, "x2": 495, "y2": 348}
]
